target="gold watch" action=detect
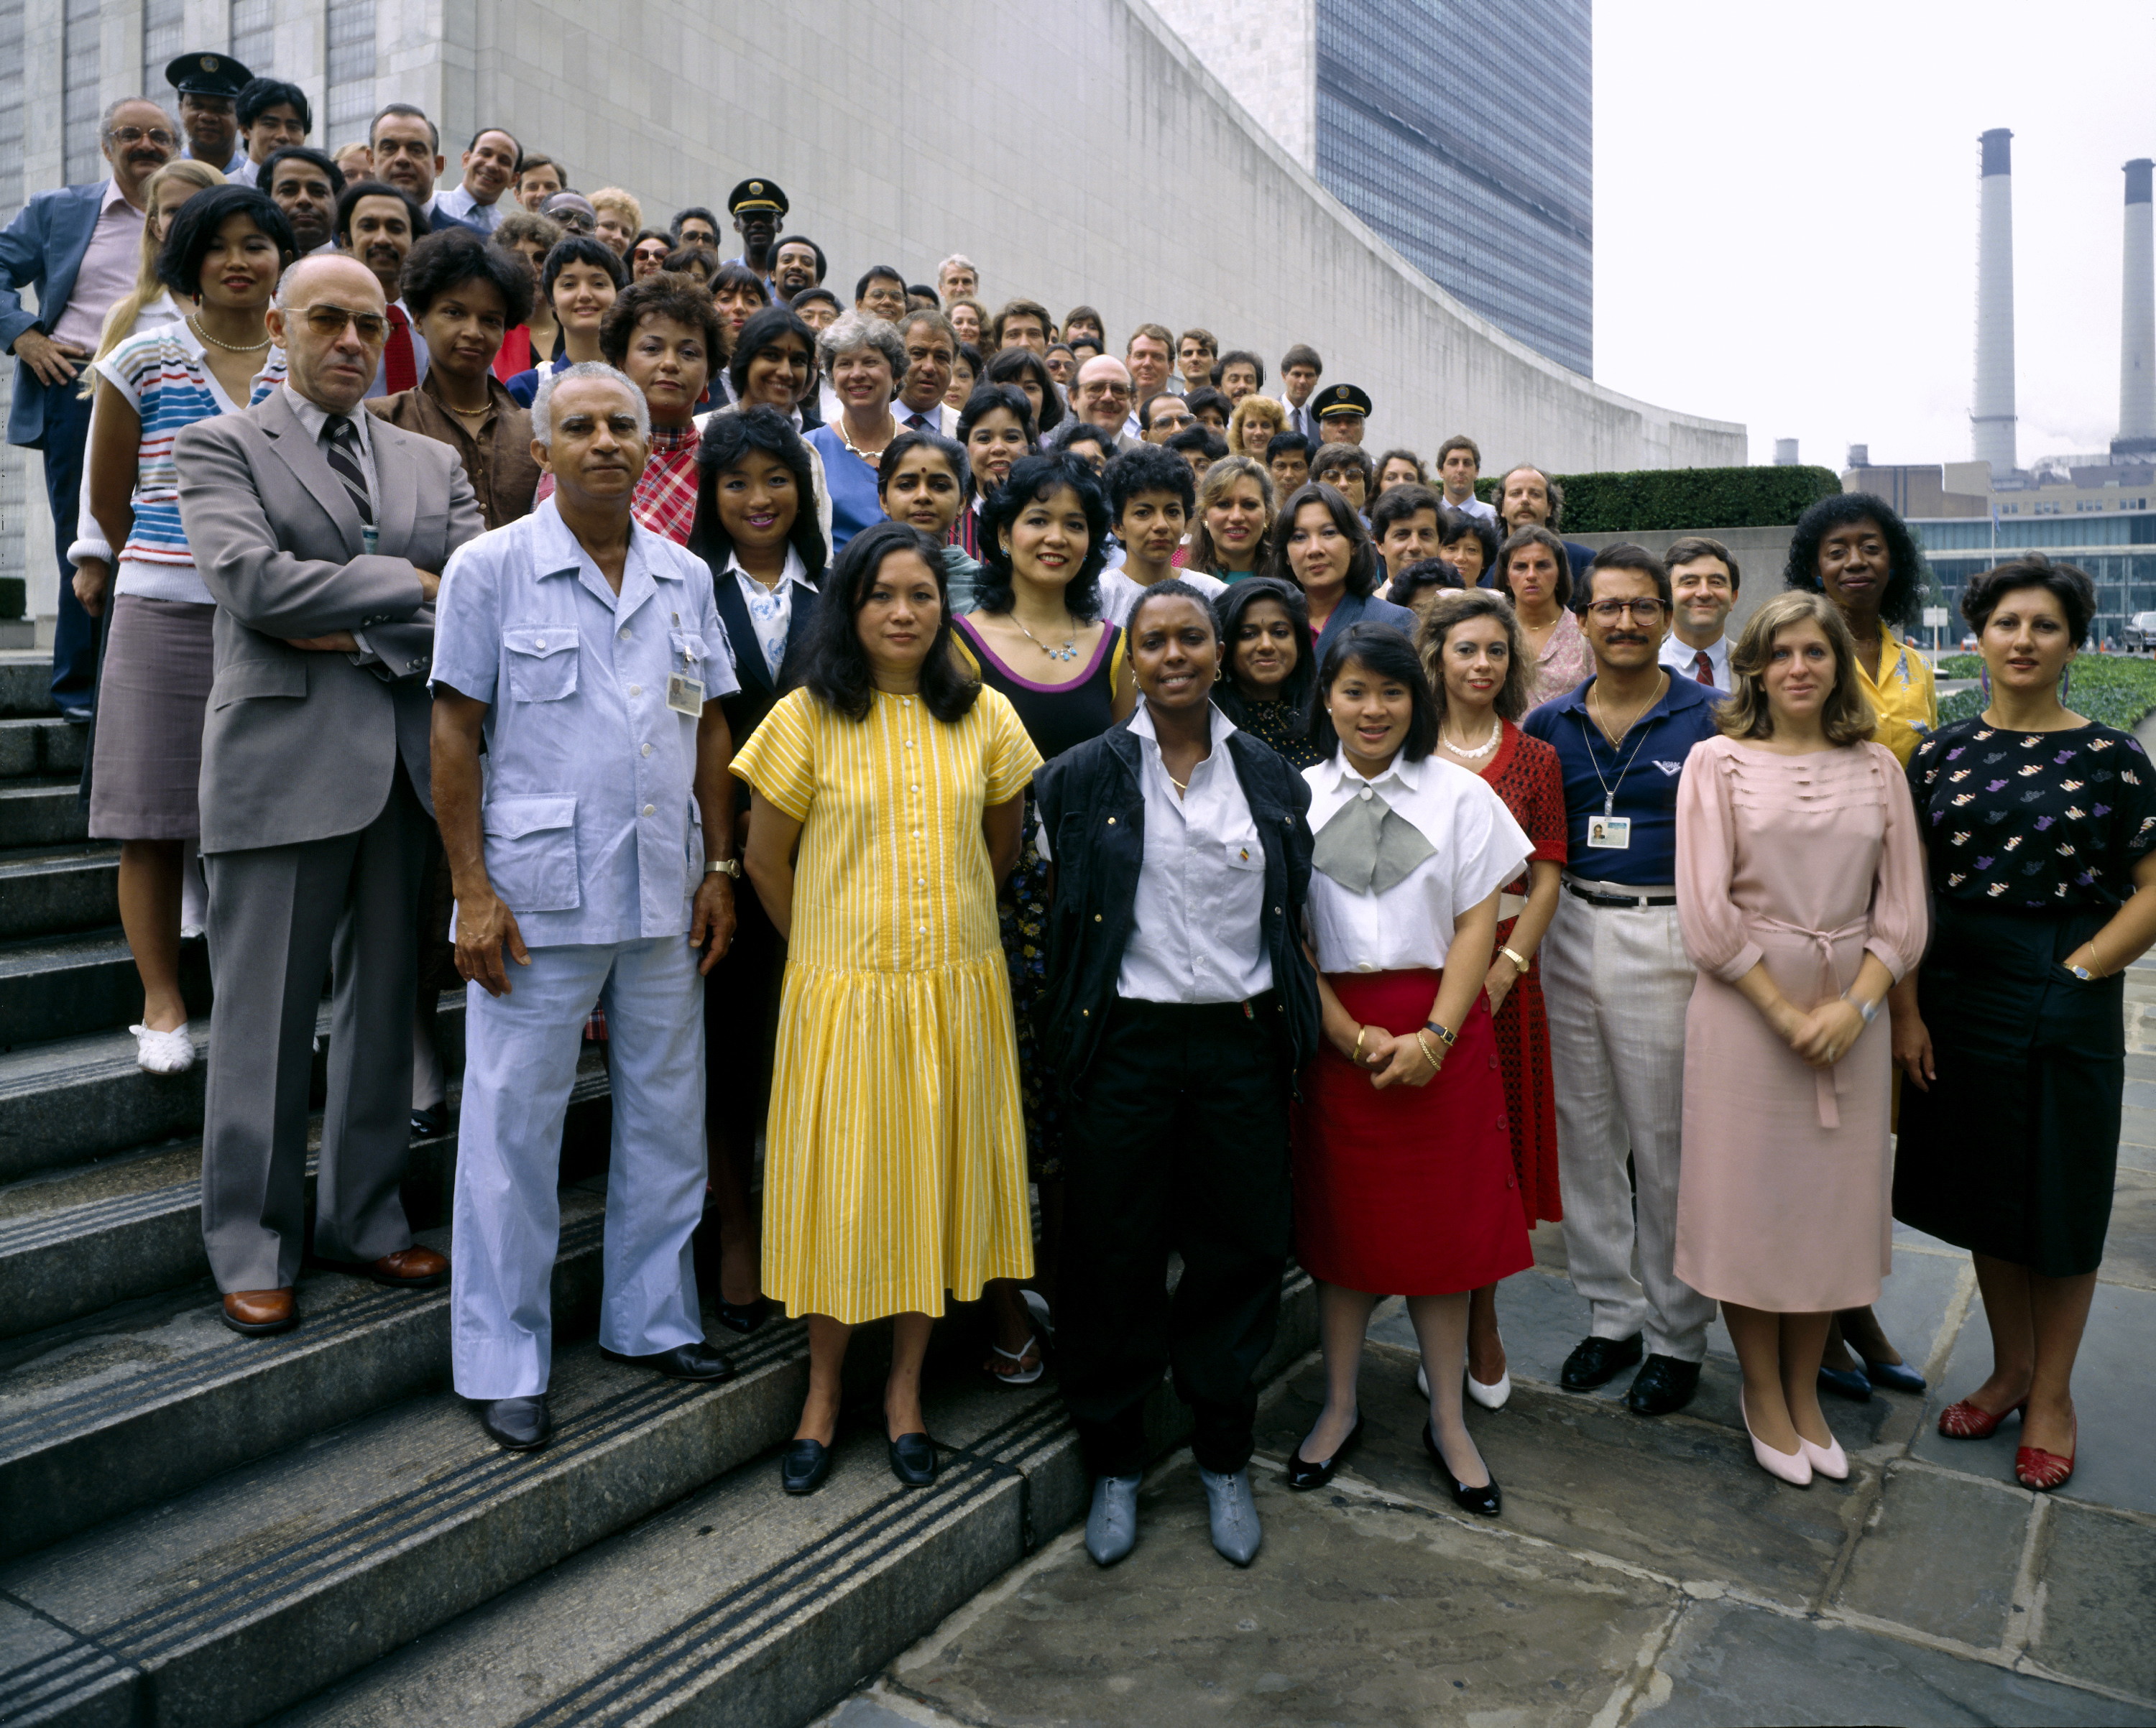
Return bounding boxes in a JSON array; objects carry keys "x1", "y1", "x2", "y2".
[
  {"x1": 704, "y1": 857, "x2": 742, "y2": 878},
  {"x1": 1499, "y1": 946, "x2": 1530, "y2": 974}
]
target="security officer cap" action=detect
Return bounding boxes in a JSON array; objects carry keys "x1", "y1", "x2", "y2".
[
  {"x1": 727, "y1": 179, "x2": 788, "y2": 217},
  {"x1": 1317, "y1": 383, "x2": 1372, "y2": 419},
  {"x1": 166, "y1": 52, "x2": 254, "y2": 98}
]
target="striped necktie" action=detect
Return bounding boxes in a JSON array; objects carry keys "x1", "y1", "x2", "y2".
[
  {"x1": 1692, "y1": 650, "x2": 1714, "y2": 685},
  {"x1": 321, "y1": 417, "x2": 374, "y2": 525}
]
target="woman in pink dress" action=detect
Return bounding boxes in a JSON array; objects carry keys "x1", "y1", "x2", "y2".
[
  {"x1": 1674, "y1": 591, "x2": 1927, "y2": 1487},
  {"x1": 1497, "y1": 526, "x2": 1590, "y2": 708}
]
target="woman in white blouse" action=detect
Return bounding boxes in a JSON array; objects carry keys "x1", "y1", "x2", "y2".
[{"x1": 1290, "y1": 624, "x2": 1534, "y2": 1516}]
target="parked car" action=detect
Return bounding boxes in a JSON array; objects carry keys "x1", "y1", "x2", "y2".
[{"x1": 2124, "y1": 612, "x2": 2156, "y2": 652}]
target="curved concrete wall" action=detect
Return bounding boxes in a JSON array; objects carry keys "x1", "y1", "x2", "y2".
[{"x1": 441, "y1": 0, "x2": 1743, "y2": 473}]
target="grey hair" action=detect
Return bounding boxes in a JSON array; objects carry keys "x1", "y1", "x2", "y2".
[
  {"x1": 531, "y1": 361, "x2": 650, "y2": 451},
  {"x1": 816, "y1": 310, "x2": 907, "y2": 384},
  {"x1": 896, "y1": 307, "x2": 957, "y2": 351},
  {"x1": 102, "y1": 97, "x2": 175, "y2": 138},
  {"x1": 936, "y1": 253, "x2": 977, "y2": 278}
]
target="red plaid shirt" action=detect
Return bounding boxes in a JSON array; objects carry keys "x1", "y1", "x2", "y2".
[{"x1": 535, "y1": 423, "x2": 703, "y2": 546}]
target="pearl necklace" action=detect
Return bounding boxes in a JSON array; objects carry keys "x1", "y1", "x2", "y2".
[
  {"x1": 836, "y1": 415, "x2": 895, "y2": 467},
  {"x1": 189, "y1": 314, "x2": 271, "y2": 353},
  {"x1": 1440, "y1": 718, "x2": 1500, "y2": 760}
]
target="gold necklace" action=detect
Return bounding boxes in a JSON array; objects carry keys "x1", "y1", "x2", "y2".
[
  {"x1": 189, "y1": 313, "x2": 271, "y2": 353},
  {"x1": 1590, "y1": 673, "x2": 1663, "y2": 748}
]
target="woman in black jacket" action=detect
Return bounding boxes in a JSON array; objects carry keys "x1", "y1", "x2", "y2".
[{"x1": 1033, "y1": 579, "x2": 1318, "y2": 1574}]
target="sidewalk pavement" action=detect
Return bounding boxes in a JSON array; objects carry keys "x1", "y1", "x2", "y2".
[{"x1": 815, "y1": 966, "x2": 2156, "y2": 1728}]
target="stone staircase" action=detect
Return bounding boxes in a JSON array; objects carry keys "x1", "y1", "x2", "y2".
[{"x1": 0, "y1": 649, "x2": 1316, "y2": 1727}]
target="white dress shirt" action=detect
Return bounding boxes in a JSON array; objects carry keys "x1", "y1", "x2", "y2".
[
  {"x1": 435, "y1": 182, "x2": 505, "y2": 234},
  {"x1": 365, "y1": 297, "x2": 431, "y2": 399},
  {"x1": 52, "y1": 180, "x2": 146, "y2": 351},
  {"x1": 1096, "y1": 568, "x2": 1226, "y2": 627},
  {"x1": 727, "y1": 545, "x2": 812, "y2": 679},
  {"x1": 1038, "y1": 703, "x2": 1273, "y2": 1004},
  {"x1": 1660, "y1": 632, "x2": 1733, "y2": 690},
  {"x1": 1300, "y1": 749, "x2": 1530, "y2": 974},
  {"x1": 1445, "y1": 493, "x2": 1498, "y2": 525}
]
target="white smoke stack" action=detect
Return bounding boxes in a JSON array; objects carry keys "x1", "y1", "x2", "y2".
[
  {"x1": 1971, "y1": 128, "x2": 2017, "y2": 477},
  {"x1": 2121, "y1": 158, "x2": 2155, "y2": 454}
]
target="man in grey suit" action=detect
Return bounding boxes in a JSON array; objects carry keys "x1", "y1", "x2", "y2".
[{"x1": 177, "y1": 253, "x2": 484, "y2": 1335}]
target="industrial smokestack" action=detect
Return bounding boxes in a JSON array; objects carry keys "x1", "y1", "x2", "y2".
[
  {"x1": 1971, "y1": 128, "x2": 2017, "y2": 477},
  {"x1": 1774, "y1": 438, "x2": 1798, "y2": 466},
  {"x1": 2120, "y1": 158, "x2": 2155, "y2": 456}
]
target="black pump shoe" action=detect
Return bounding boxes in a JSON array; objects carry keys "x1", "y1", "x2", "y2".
[
  {"x1": 888, "y1": 1431, "x2": 936, "y2": 1487},
  {"x1": 714, "y1": 1296, "x2": 770, "y2": 1335},
  {"x1": 601, "y1": 1340, "x2": 737, "y2": 1381},
  {"x1": 1286, "y1": 1414, "x2": 1363, "y2": 1491},
  {"x1": 1424, "y1": 1420, "x2": 1501, "y2": 1517},
  {"x1": 780, "y1": 1438, "x2": 831, "y2": 1494}
]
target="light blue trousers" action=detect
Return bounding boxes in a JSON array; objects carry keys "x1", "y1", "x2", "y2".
[{"x1": 451, "y1": 935, "x2": 707, "y2": 1399}]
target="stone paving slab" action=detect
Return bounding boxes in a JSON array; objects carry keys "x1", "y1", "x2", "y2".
[
  {"x1": 2031, "y1": 1501, "x2": 2156, "y2": 1701},
  {"x1": 1830, "y1": 1464, "x2": 2033, "y2": 1648}
]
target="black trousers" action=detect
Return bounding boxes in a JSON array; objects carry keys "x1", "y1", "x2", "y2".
[
  {"x1": 42, "y1": 384, "x2": 96, "y2": 707},
  {"x1": 1058, "y1": 995, "x2": 1292, "y2": 1477}
]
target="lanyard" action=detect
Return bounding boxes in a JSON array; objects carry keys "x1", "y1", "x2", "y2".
[{"x1": 1575, "y1": 703, "x2": 1657, "y2": 819}]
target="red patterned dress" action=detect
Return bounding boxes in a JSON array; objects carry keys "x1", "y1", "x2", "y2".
[{"x1": 1478, "y1": 721, "x2": 1566, "y2": 1226}]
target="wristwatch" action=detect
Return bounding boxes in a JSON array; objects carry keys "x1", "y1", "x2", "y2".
[
  {"x1": 2067, "y1": 961, "x2": 2094, "y2": 981},
  {"x1": 1841, "y1": 989, "x2": 1880, "y2": 1025},
  {"x1": 1424, "y1": 1020, "x2": 1457, "y2": 1048},
  {"x1": 1498, "y1": 946, "x2": 1531, "y2": 974},
  {"x1": 704, "y1": 857, "x2": 742, "y2": 879}
]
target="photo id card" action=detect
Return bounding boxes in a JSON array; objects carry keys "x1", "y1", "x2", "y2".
[
  {"x1": 666, "y1": 673, "x2": 705, "y2": 716},
  {"x1": 1586, "y1": 815, "x2": 1631, "y2": 850}
]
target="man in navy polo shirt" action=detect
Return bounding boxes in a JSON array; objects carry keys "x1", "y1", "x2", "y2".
[{"x1": 1522, "y1": 544, "x2": 1720, "y2": 1418}]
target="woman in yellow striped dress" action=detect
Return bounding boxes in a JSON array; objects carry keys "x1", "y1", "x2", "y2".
[{"x1": 734, "y1": 519, "x2": 1043, "y2": 1496}]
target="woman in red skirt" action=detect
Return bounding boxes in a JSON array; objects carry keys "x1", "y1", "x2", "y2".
[
  {"x1": 1289, "y1": 624, "x2": 1534, "y2": 1515},
  {"x1": 1421, "y1": 591, "x2": 1566, "y2": 1406}
]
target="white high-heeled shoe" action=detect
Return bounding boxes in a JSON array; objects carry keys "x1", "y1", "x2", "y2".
[
  {"x1": 1798, "y1": 1429, "x2": 1848, "y2": 1481},
  {"x1": 1416, "y1": 1354, "x2": 1513, "y2": 1409},
  {"x1": 131, "y1": 1022, "x2": 195, "y2": 1076},
  {"x1": 1741, "y1": 1391, "x2": 1812, "y2": 1487}
]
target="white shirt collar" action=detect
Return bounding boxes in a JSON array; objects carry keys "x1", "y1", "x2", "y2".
[
  {"x1": 283, "y1": 389, "x2": 373, "y2": 453},
  {"x1": 1129, "y1": 699, "x2": 1238, "y2": 752},
  {"x1": 98, "y1": 177, "x2": 137, "y2": 216},
  {"x1": 724, "y1": 545, "x2": 811, "y2": 593},
  {"x1": 1325, "y1": 748, "x2": 1422, "y2": 795}
]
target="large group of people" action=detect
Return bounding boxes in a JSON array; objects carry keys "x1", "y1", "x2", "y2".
[{"x1": 7, "y1": 65, "x2": 2145, "y2": 1574}]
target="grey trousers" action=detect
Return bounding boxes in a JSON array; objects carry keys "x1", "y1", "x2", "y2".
[{"x1": 201, "y1": 770, "x2": 430, "y2": 1291}]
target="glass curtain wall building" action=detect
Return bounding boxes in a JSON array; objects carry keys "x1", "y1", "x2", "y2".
[
  {"x1": 1916, "y1": 512, "x2": 2156, "y2": 643},
  {"x1": 1314, "y1": 0, "x2": 1593, "y2": 376}
]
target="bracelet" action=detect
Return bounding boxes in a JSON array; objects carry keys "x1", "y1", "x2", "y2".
[
  {"x1": 1353, "y1": 1025, "x2": 1369, "y2": 1061},
  {"x1": 1424, "y1": 1020, "x2": 1457, "y2": 1048},
  {"x1": 1840, "y1": 989, "x2": 1880, "y2": 1026},
  {"x1": 1498, "y1": 946, "x2": 1530, "y2": 974},
  {"x1": 1414, "y1": 1029, "x2": 1442, "y2": 1068}
]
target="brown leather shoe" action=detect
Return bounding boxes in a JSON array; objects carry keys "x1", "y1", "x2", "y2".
[
  {"x1": 369, "y1": 1245, "x2": 449, "y2": 1289},
  {"x1": 222, "y1": 1288, "x2": 297, "y2": 1335}
]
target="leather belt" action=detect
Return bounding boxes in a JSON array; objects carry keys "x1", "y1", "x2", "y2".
[{"x1": 1565, "y1": 882, "x2": 1676, "y2": 910}]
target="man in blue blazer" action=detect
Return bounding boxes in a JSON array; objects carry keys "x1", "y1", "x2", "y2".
[{"x1": 0, "y1": 97, "x2": 177, "y2": 717}]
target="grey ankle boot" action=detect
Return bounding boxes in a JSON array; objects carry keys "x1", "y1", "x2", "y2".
[
  {"x1": 1085, "y1": 1474, "x2": 1141, "y2": 1566},
  {"x1": 1199, "y1": 1466, "x2": 1262, "y2": 1566}
]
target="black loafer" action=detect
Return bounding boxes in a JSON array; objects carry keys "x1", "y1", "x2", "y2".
[
  {"x1": 781, "y1": 1438, "x2": 831, "y2": 1494},
  {"x1": 714, "y1": 1297, "x2": 770, "y2": 1335},
  {"x1": 1625, "y1": 1354, "x2": 1703, "y2": 1416},
  {"x1": 1560, "y1": 1333, "x2": 1643, "y2": 1392},
  {"x1": 1285, "y1": 1414, "x2": 1363, "y2": 1491},
  {"x1": 601, "y1": 1341, "x2": 737, "y2": 1381},
  {"x1": 888, "y1": 1431, "x2": 936, "y2": 1487},
  {"x1": 410, "y1": 1104, "x2": 449, "y2": 1142},
  {"x1": 477, "y1": 1395, "x2": 551, "y2": 1451},
  {"x1": 1424, "y1": 1421, "x2": 1501, "y2": 1517}
]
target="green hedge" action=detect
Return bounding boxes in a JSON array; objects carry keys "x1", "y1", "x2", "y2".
[
  {"x1": 1472, "y1": 466, "x2": 1842, "y2": 533},
  {"x1": 1934, "y1": 653, "x2": 2156, "y2": 730}
]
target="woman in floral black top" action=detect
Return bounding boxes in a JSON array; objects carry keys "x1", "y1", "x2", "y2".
[{"x1": 1896, "y1": 557, "x2": 2156, "y2": 1494}]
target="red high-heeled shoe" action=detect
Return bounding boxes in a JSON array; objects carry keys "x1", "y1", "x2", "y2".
[
  {"x1": 1937, "y1": 1395, "x2": 2026, "y2": 1440},
  {"x1": 2015, "y1": 1422, "x2": 2076, "y2": 1492}
]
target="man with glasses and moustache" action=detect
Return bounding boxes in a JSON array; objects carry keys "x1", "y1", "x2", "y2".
[
  {"x1": 1521, "y1": 545, "x2": 1720, "y2": 1420},
  {"x1": 175, "y1": 254, "x2": 484, "y2": 1339}
]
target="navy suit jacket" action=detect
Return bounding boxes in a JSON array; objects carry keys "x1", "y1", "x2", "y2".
[
  {"x1": 0, "y1": 182, "x2": 106, "y2": 448},
  {"x1": 1312, "y1": 588, "x2": 1419, "y2": 671},
  {"x1": 709, "y1": 563, "x2": 822, "y2": 808}
]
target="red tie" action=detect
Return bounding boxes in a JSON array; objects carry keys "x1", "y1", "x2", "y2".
[
  {"x1": 1692, "y1": 650, "x2": 1715, "y2": 685},
  {"x1": 384, "y1": 303, "x2": 418, "y2": 393}
]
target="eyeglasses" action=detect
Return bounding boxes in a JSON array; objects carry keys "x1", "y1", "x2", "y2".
[
  {"x1": 1081, "y1": 383, "x2": 1133, "y2": 402},
  {"x1": 1586, "y1": 599, "x2": 1666, "y2": 622},
  {"x1": 108, "y1": 127, "x2": 177, "y2": 148},
  {"x1": 298, "y1": 305, "x2": 390, "y2": 343}
]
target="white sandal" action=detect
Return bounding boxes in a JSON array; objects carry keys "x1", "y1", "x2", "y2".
[
  {"x1": 130, "y1": 1022, "x2": 195, "y2": 1076},
  {"x1": 984, "y1": 1334, "x2": 1044, "y2": 1387}
]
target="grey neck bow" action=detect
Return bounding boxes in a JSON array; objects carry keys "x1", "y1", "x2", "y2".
[{"x1": 1312, "y1": 782, "x2": 1434, "y2": 895}]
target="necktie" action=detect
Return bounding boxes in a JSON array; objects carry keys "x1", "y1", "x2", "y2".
[
  {"x1": 905, "y1": 410, "x2": 930, "y2": 432},
  {"x1": 321, "y1": 418, "x2": 374, "y2": 525},
  {"x1": 1692, "y1": 650, "x2": 1714, "y2": 685},
  {"x1": 1311, "y1": 782, "x2": 1436, "y2": 895},
  {"x1": 384, "y1": 302, "x2": 417, "y2": 393}
]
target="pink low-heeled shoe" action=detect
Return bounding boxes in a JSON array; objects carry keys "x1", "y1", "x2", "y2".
[
  {"x1": 1741, "y1": 1391, "x2": 1812, "y2": 1487},
  {"x1": 1798, "y1": 1431, "x2": 1848, "y2": 1481}
]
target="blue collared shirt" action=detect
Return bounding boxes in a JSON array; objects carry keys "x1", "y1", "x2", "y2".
[
  {"x1": 431, "y1": 497, "x2": 741, "y2": 946},
  {"x1": 1521, "y1": 670, "x2": 1721, "y2": 886}
]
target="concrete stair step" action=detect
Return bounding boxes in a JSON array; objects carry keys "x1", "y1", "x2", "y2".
[
  {"x1": 0, "y1": 1184, "x2": 608, "y2": 1561},
  {"x1": 0, "y1": 992, "x2": 466, "y2": 1184},
  {"x1": 0, "y1": 1309, "x2": 817, "y2": 1728},
  {"x1": 0, "y1": 657, "x2": 57, "y2": 719},
  {"x1": 0, "y1": 778, "x2": 90, "y2": 848},
  {"x1": 278, "y1": 1268, "x2": 1318, "y2": 1728},
  {"x1": 0, "y1": 1052, "x2": 607, "y2": 1341},
  {"x1": 0, "y1": 925, "x2": 213, "y2": 1047},
  {"x1": 0, "y1": 715, "x2": 86, "y2": 780},
  {"x1": 0, "y1": 844, "x2": 120, "y2": 943}
]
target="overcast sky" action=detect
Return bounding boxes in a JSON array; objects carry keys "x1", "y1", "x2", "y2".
[{"x1": 1592, "y1": 0, "x2": 2156, "y2": 472}]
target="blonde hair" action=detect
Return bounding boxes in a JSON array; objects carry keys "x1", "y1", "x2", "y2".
[
  {"x1": 1227, "y1": 392, "x2": 1287, "y2": 456},
  {"x1": 588, "y1": 187, "x2": 642, "y2": 230},
  {"x1": 1717, "y1": 589, "x2": 1876, "y2": 746},
  {"x1": 1187, "y1": 454, "x2": 1276, "y2": 570},
  {"x1": 86, "y1": 159, "x2": 226, "y2": 385},
  {"x1": 1418, "y1": 588, "x2": 1534, "y2": 724}
]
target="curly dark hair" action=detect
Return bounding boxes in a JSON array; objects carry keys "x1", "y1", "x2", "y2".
[
  {"x1": 159, "y1": 185, "x2": 296, "y2": 300},
  {"x1": 973, "y1": 452, "x2": 1111, "y2": 622},
  {"x1": 803, "y1": 519, "x2": 979, "y2": 724},
  {"x1": 686, "y1": 405, "x2": 828, "y2": 581},
  {"x1": 1961, "y1": 553, "x2": 2097, "y2": 642},
  {"x1": 1782, "y1": 491, "x2": 1930, "y2": 632},
  {"x1": 1125, "y1": 577, "x2": 1222, "y2": 647},
  {"x1": 1212, "y1": 576, "x2": 1316, "y2": 736},
  {"x1": 599, "y1": 270, "x2": 726, "y2": 371},
  {"x1": 399, "y1": 226, "x2": 533, "y2": 326}
]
